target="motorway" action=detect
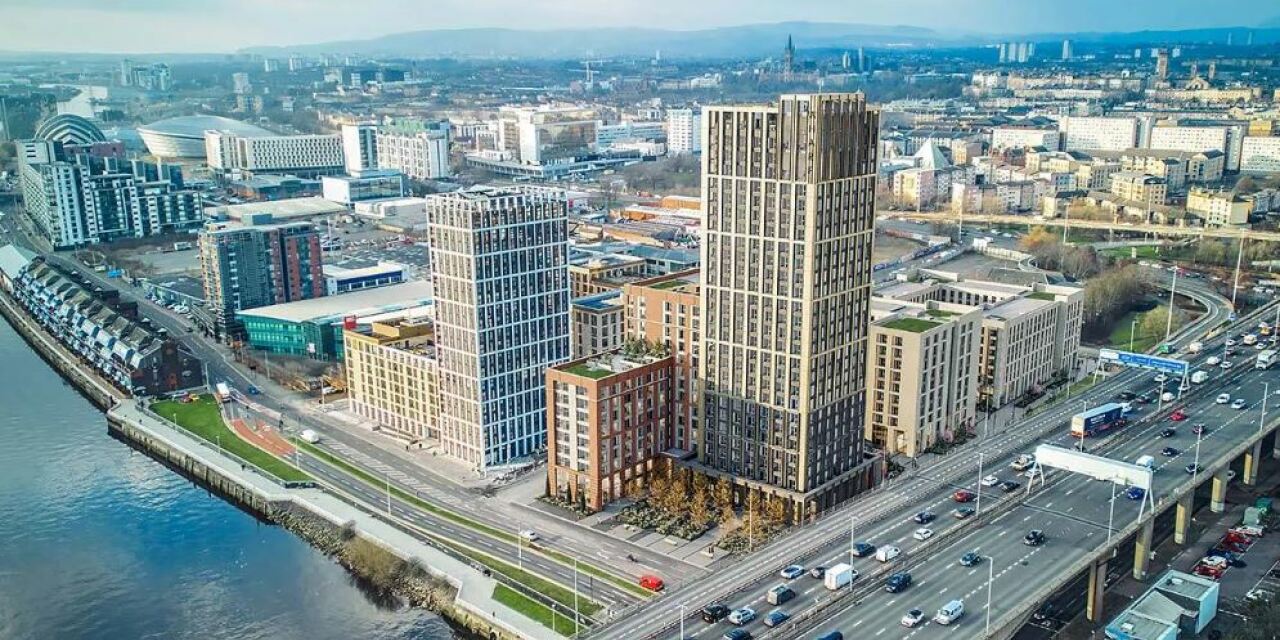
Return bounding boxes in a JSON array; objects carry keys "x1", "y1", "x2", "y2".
[
  {"x1": 882, "y1": 211, "x2": 1280, "y2": 243},
  {"x1": 595, "y1": 288, "x2": 1248, "y2": 640},
  {"x1": 770, "y1": 318, "x2": 1280, "y2": 640}
]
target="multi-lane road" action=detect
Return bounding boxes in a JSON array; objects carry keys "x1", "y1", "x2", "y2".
[
  {"x1": 678, "y1": 310, "x2": 1279, "y2": 640},
  {"x1": 595, "y1": 295, "x2": 1262, "y2": 640}
]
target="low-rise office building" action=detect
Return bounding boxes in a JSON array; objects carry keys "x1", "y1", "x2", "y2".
[
  {"x1": 343, "y1": 317, "x2": 439, "y2": 445},
  {"x1": 320, "y1": 170, "x2": 407, "y2": 205},
  {"x1": 546, "y1": 351, "x2": 674, "y2": 512},
  {"x1": 323, "y1": 261, "x2": 406, "y2": 295},
  {"x1": 237, "y1": 280, "x2": 433, "y2": 361},
  {"x1": 569, "y1": 251, "x2": 650, "y2": 297}
]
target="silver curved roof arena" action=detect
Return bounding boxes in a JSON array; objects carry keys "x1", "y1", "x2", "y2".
[{"x1": 138, "y1": 115, "x2": 275, "y2": 158}]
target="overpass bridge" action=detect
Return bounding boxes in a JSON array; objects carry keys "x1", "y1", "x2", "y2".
[{"x1": 882, "y1": 211, "x2": 1280, "y2": 244}]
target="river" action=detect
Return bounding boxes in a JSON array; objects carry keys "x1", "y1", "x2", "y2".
[{"x1": 0, "y1": 317, "x2": 455, "y2": 640}]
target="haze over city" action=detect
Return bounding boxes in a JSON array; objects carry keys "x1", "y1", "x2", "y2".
[
  {"x1": 4, "y1": 2, "x2": 1280, "y2": 640},
  {"x1": 0, "y1": 0, "x2": 1277, "y2": 53}
]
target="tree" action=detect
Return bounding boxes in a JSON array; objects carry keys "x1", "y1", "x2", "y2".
[
  {"x1": 1140, "y1": 306, "x2": 1188, "y2": 341},
  {"x1": 715, "y1": 477, "x2": 736, "y2": 526},
  {"x1": 763, "y1": 495, "x2": 787, "y2": 529},
  {"x1": 688, "y1": 482, "x2": 711, "y2": 526}
]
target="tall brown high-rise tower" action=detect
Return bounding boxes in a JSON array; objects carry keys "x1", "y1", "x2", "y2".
[{"x1": 698, "y1": 93, "x2": 880, "y2": 518}]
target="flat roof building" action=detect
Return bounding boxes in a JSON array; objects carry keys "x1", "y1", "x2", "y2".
[
  {"x1": 571, "y1": 291, "x2": 624, "y2": 360},
  {"x1": 343, "y1": 317, "x2": 439, "y2": 445}
]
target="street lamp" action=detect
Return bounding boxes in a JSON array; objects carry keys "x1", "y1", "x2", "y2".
[
  {"x1": 985, "y1": 554, "x2": 996, "y2": 636},
  {"x1": 1129, "y1": 317, "x2": 1139, "y2": 353},
  {"x1": 975, "y1": 453, "x2": 985, "y2": 516},
  {"x1": 677, "y1": 603, "x2": 686, "y2": 640},
  {"x1": 1106, "y1": 477, "x2": 1118, "y2": 545},
  {"x1": 848, "y1": 515, "x2": 857, "y2": 565},
  {"x1": 1192, "y1": 427, "x2": 1204, "y2": 481}
]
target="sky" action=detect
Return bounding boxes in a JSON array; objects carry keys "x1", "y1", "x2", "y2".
[{"x1": 1, "y1": 0, "x2": 1275, "y2": 54}]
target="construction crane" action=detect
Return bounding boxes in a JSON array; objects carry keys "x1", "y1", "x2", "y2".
[{"x1": 578, "y1": 59, "x2": 606, "y2": 84}]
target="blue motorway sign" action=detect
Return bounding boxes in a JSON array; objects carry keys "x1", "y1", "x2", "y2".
[{"x1": 1097, "y1": 348, "x2": 1188, "y2": 376}]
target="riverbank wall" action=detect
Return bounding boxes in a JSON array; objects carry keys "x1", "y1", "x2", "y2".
[{"x1": 0, "y1": 285, "x2": 546, "y2": 640}]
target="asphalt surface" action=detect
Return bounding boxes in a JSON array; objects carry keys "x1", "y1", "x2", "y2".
[
  {"x1": 746, "y1": 318, "x2": 1280, "y2": 640},
  {"x1": 595, "y1": 295, "x2": 1255, "y2": 640}
]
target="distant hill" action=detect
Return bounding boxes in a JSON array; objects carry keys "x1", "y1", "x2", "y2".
[
  {"x1": 240, "y1": 21, "x2": 940, "y2": 59},
  {"x1": 240, "y1": 21, "x2": 1280, "y2": 59}
]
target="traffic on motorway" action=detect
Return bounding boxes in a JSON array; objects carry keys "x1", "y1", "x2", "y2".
[{"x1": 643, "y1": 306, "x2": 1278, "y2": 640}]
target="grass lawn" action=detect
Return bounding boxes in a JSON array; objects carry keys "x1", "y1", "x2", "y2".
[
  {"x1": 150, "y1": 396, "x2": 310, "y2": 482},
  {"x1": 294, "y1": 439, "x2": 649, "y2": 601},
  {"x1": 1101, "y1": 245, "x2": 1165, "y2": 260},
  {"x1": 493, "y1": 584, "x2": 578, "y2": 636},
  {"x1": 563, "y1": 362, "x2": 614, "y2": 379},
  {"x1": 1105, "y1": 307, "x2": 1166, "y2": 354}
]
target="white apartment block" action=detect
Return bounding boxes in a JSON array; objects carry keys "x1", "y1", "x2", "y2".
[
  {"x1": 341, "y1": 122, "x2": 379, "y2": 173},
  {"x1": 1060, "y1": 116, "x2": 1139, "y2": 152},
  {"x1": 991, "y1": 126, "x2": 1061, "y2": 151},
  {"x1": 376, "y1": 124, "x2": 452, "y2": 180},
  {"x1": 427, "y1": 186, "x2": 570, "y2": 471},
  {"x1": 1110, "y1": 172, "x2": 1168, "y2": 207},
  {"x1": 666, "y1": 108, "x2": 702, "y2": 155},
  {"x1": 1241, "y1": 136, "x2": 1280, "y2": 173},
  {"x1": 1148, "y1": 125, "x2": 1230, "y2": 167},
  {"x1": 205, "y1": 130, "x2": 344, "y2": 175},
  {"x1": 595, "y1": 121, "x2": 665, "y2": 149}
]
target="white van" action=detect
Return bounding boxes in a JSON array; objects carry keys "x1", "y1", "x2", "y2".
[
  {"x1": 876, "y1": 545, "x2": 901, "y2": 562},
  {"x1": 1135, "y1": 455, "x2": 1155, "y2": 470},
  {"x1": 933, "y1": 600, "x2": 965, "y2": 625}
]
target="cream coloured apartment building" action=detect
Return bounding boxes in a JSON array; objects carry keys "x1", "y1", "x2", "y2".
[
  {"x1": 622, "y1": 270, "x2": 701, "y2": 452},
  {"x1": 343, "y1": 318, "x2": 440, "y2": 444},
  {"x1": 865, "y1": 298, "x2": 981, "y2": 458},
  {"x1": 878, "y1": 271, "x2": 1083, "y2": 408}
]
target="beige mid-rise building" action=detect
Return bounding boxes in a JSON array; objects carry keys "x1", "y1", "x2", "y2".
[
  {"x1": 878, "y1": 271, "x2": 1083, "y2": 408},
  {"x1": 1109, "y1": 171, "x2": 1167, "y2": 208},
  {"x1": 700, "y1": 93, "x2": 879, "y2": 517},
  {"x1": 1187, "y1": 188, "x2": 1250, "y2": 227},
  {"x1": 865, "y1": 298, "x2": 981, "y2": 458},
  {"x1": 343, "y1": 318, "x2": 440, "y2": 444},
  {"x1": 570, "y1": 291, "x2": 625, "y2": 359}
]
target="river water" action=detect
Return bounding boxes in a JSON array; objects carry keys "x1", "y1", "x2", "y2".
[{"x1": 0, "y1": 317, "x2": 455, "y2": 640}]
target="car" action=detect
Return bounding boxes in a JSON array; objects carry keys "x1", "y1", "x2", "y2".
[
  {"x1": 1232, "y1": 398, "x2": 1248, "y2": 410},
  {"x1": 702, "y1": 604, "x2": 731, "y2": 623},
  {"x1": 1154, "y1": 373, "x2": 1169, "y2": 383},
  {"x1": 953, "y1": 489, "x2": 976, "y2": 503},
  {"x1": 1193, "y1": 423, "x2": 1209, "y2": 435},
  {"x1": 763, "y1": 610, "x2": 790, "y2": 628},
  {"x1": 959, "y1": 552, "x2": 983, "y2": 567},
  {"x1": 639, "y1": 574, "x2": 665, "y2": 591},
  {"x1": 1126, "y1": 486, "x2": 1146, "y2": 500},
  {"x1": 1206, "y1": 356, "x2": 1222, "y2": 366},
  {"x1": 981, "y1": 474, "x2": 1001, "y2": 487},
  {"x1": 518, "y1": 529, "x2": 540, "y2": 542},
  {"x1": 1221, "y1": 360, "x2": 1234, "y2": 369},
  {"x1": 953, "y1": 507, "x2": 975, "y2": 519},
  {"x1": 1170, "y1": 409, "x2": 1188, "y2": 421},
  {"x1": 1226, "y1": 339, "x2": 1237, "y2": 347},
  {"x1": 808, "y1": 566, "x2": 827, "y2": 579},
  {"x1": 913, "y1": 511, "x2": 936, "y2": 524},
  {"x1": 914, "y1": 528, "x2": 934, "y2": 541},
  {"x1": 1227, "y1": 347, "x2": 1238, "y2": 357},
  {"x1": 1162, "y1": 446, "x2": 1180, "y2": 457},
  {"x1": 1217, "y1": 393, "x2": 1232, "y2": 404},
  {"x1": 876, "y1": 545, "x2": 902, "y2": 562},
  {"x1": 885, "y1": 571, "x2": 913, "y2": 593},
  {"x1": 727, "y1": 607, "x2": 756, "y2": 625},
  {"x1": 1116, "y1": 391, "x2": 1138, "y2": 401},
  {"x1": 1024, "y1": 530, "x2": 1046, "y2": 546},
  {"x1": 851, "y1": 542, "x2": 876, "y2": 558},
  {"x1": 1000, "y1": 480, "x2": 1021, "y2": 493},
  {"x1": 779, "y1": 565, "x2": 805, "y2": 580},
  {"x1": 814, "y1": 633, "x2": 843, "y2": 640},
  {"x1": 901, "y1": 608, "x2": 926, "y2": 628},
  {"x1": 1160, "y1": 427, "x2": 1177, "y2": 438},
  {"x1": 721, "y1": 630, "x2": 752, "y2": 640},
  {"x1": 1186, "y1": 463, "x2": 1204, "y2": 474},
  {"x1": 1137, "y1": 393, "x2": 1154, "y2": 404}
]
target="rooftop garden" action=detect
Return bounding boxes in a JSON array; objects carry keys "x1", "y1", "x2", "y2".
[{"x1": 882, "y1": 317, "x2": 940, "y2": 333}]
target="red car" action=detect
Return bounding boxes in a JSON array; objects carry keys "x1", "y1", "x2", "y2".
[
  {"x1": 638, "y1": 575, "x2": 665, "y2": 591},
  {"x1": 953, "y1": 489, "x2": 976, "y2": 503},
  {"x1": 1193, "y1": 564, "x2": 1224, "y2": 580},
  {"x1": 1170, "y1": 409, "x2": 1188, "y2": 421}
]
